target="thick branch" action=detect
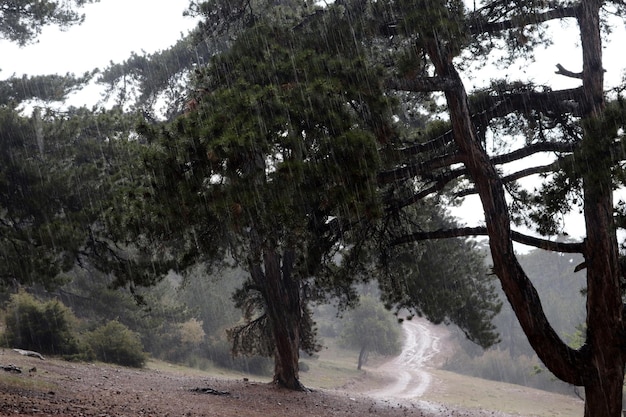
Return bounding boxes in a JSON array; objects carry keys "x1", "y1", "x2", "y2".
[
  {"x1": 555, "y1": 63, "x2": 583, "y2": 79},
  {"x1": 472, "y1": 87, "x2": 584, "y2": 125},
  {"x1": 386, "y1": 76, "x2": 460, "y2": 93},
  {"x1": 491, "y1": 141, "x2": 576, "y2": 165},
  {"x1": 468, "y1": 5, "x2": 578, "y2": 35},
  {"x1": 424, "y1": 34, "x2": 584, "y2": 384},
  {"x1": 391, "y1": 226, "x2": 584, "y2": 253}
]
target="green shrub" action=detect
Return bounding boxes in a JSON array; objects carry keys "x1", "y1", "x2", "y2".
[
  {"x1": 207, "y1": 338, "x2": 272, "y2": 376},
  {"x1": 84, "y1": 320, "x2": 146, "y2": 368},
  {"x1": 4, "y1": 291, "x2": 80, "y2": 355}
]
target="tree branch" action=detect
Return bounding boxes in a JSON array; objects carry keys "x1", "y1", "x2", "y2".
[
  {"x1": 385, "y1": 141, "x2": 576, "y2": 202},
  {"x1": 396, "y1": 131, "x2": 455, "y2": 157},
  {"x1": 555, "y1": 63, "x2": 583, "y2": 79},
  {"x1": 386, "y1": 76, "x2": 461, "y2": 93},
  {"x1": 391, "y1": 226, "x2": 584, "y2": 253},
  {"x1": 468, "y1": 5, "x2": 578, "y2": 35},
  {"x1": 471, "y1": 87, "x2": 584, "y2": 125},
  {"x1": 490, "y1": 141, "x2": 576, "y2": 165},
  {"x1": 377, "y1": 152, "x2": 464, "y2": 184}
]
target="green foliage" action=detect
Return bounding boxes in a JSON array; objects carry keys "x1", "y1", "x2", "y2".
[
  {"x1": 84, "y1": 320, "x2": 146, "y2": 368},
  {"x1": 338, "y1": 296, "x2": 402, "y2": 358},
  {"x1": 206, "y1": 338, "x2": 272, "y2": 375},
  {"x1": 0, "y1": 72, "x2": 95, "y2": 106},
  {"x1": 0, "y1": 104, "x2": 141, "y2": 290},
  {"x1": 0, "y1": 0, "x2": 98, "y2": 45},
  {"x1": 98, "y1": 33, "x2": 216, "y2": 118},
  {"x1": 378, "y1": 209, "x2": 501, "y2": 348},
  {"x1": 3, "y1": 291, "x2": 80, "y2": 355}
]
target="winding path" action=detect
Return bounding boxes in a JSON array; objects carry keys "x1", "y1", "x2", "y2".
[{"x1": 367, "y1": 318, "x2": 444, "y2": 399}]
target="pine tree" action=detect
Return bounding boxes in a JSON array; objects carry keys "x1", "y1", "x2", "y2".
[{"x1": 0, "y1": 0, "x2": 98, "y2": 46}]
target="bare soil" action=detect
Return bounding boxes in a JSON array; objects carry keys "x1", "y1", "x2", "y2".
[{"x1": 0, "y1": 346, "x2": 520, "y2": 417}]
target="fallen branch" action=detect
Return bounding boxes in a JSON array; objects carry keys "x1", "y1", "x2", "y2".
[
  {"x1": 189, "y1": 387, "x2": 231, "y2": 396},
  {"x1": 13, "y1": 348, "x2": 45, "y2": 360}
]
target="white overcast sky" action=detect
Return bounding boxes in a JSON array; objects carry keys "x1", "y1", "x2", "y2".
[
  {"x1": 0, "y1": 0, "x2": 198, "y2": 77},
  {"x1": 1, "y1": 1, "x2": 623, "y2": 88}
]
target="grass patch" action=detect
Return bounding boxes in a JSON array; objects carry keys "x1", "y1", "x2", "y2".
[
  {"x1": 0, "y1": 372, "x2": 57, "y2": 392},
  {"x1": 423, "y1": 369, "x2": 584, "y2": 417},
  {"x1": 300, "y1": 339, "x2": 387, "y2": 389}
]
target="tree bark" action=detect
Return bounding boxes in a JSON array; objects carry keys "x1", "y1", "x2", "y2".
[
  {"x1": 261, "y1": 246, "x2": 306, "y2": 390},
  {"x1": 357, "y1": 346, "x2": 369, "y2": 370},
  {"x1": 577, "y1": 1, "x2": 626, "y2": 416}
]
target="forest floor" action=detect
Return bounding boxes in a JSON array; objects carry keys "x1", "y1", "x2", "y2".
[
  {"x1": 0, "y1": 350, "x2": 506, "y2": 417},
  {"x1": 0, "y1": 320, "x2": 583, "y2": 417}
]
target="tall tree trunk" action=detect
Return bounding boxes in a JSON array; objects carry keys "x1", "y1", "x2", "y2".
[
  {"x1": 262, "y1": 246, "x2": 305, "y2": 390},
  {"x1": 577, "y1": 1, "x2": 626, "y2": 416}
]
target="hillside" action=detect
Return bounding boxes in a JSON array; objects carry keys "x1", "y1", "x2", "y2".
[{"x1": 0, "y1": 324, "x2": 584, "y2": 417}]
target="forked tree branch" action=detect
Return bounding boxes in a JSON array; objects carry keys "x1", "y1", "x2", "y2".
[{"x1": 555, "y1": 63, "x2": 583, "y2": 79}]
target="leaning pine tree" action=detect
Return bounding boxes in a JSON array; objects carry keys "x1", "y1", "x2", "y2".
[{"x1": 338, "y1": 0, "x2": 626, "y2": 415}]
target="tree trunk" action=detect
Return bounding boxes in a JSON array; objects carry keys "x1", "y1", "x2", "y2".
[
  {"x1": 577, "y1": 1, "x2": 626, "y2": 416},
  {"x1": 357, "y1": 346, "x2": 369, "y2": 370},
  {"x1": 261, "y1": 246, "x2": 305, "y2": 390},
  {"x1": 584, "y1": 370, "x2": 625, "y2": 417},
  {"x1": 424, "y1": 36, "x2": 583, "y2": 383},
  {"x1": 421, "y1": 0, "x2": 626, "y2": 412}
]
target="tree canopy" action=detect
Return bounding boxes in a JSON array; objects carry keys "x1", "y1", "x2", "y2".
[
  {"x1": 10, "y1": 0, "x2": 622, "y2": 411},
  {"x1": 350, "y1": 0, "x2": 626, "y2": 415},
  {"x1": 94, "y1": 4, "x2": 501, "y2": 390},
  {"x1": 339, "y1": 295, "x2": 402, "y2": 370},
  {"x1": 0, "y1": 0, "x2": 98, "y2": 46}
]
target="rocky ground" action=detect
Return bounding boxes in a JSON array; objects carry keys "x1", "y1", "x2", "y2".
[
  {"x1": 0, "y1": 320, "x2": 523, "y2": 417},
  {"x1": 0, "y1": 348, "x2": 514, "y2": 417}
]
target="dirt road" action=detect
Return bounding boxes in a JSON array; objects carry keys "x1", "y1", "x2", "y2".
[{"x1": 368, "y1": 318, "x2": 445, "y2": 400}]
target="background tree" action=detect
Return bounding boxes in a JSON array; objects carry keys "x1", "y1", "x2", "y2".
[
  {"x1": 0, "y1": 0, "x2": 98, "y2": 46},
  {"x1": 445, "y1": 246, "x2": 587, "y2": 394},
  {"x1": 378, "y1": 206, "x2": 501, "y2": 348},
  {"x1": 0, "y1": 103, "x2": 140, "y2": 290},
  {"x1": 338, "y1": 295, "x2": 401, "y2": 370}
]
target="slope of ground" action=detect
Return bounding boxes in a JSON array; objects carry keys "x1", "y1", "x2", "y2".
[
  {"x1": 337, "y1": 318, "x2": 584, "y2": 417},
  {"x1": 0, "y1": 320, "x2": 584, "y2": 417},
  {"x1": 0, "y1": 348, "x2": 488, "y2": 417}
]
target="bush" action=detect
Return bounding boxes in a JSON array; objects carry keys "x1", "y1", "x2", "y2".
[
  {"x1": 3, "y1": 291, "x2": 80, "y2": 355},
  {"x1": 84, "y1": 320, "x2": 146, "y2": 368},
  {"x1": 207, "y1": 338, "x2": 272, "y2": 376}
]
